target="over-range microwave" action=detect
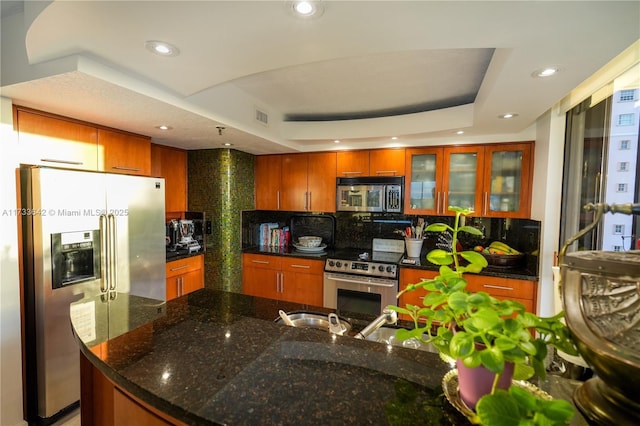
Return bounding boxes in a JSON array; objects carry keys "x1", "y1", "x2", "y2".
[{"x1": 336, "y1": 176, "x2": 404, "y2": 213}]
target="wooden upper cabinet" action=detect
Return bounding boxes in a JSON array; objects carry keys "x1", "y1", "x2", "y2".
[
  {"x1": 98, "y1": 129, "x2": 151, "y2": 176},
  {"x1": 337, "y1": 151, "x2": 369, "y2": 177},
  {"x1": 481, "y1": 142, "x2": 533, "y2": 218},
  {"x1": 255, "y1": 155, "x2": 283, "y2": 210},
  {"x1": 306, "y1": 152, "x2": 337, "y2": 212},
  {"x1": 336, "y1": 149, "x2": 406, "y2": 177},
  {"x1": 369, "y1": 148, "x2": 405, "y2": 176},
  {"x1": 150, "y1": 144, "x2": 187, "y2": 213},
  {"x1": 15, "y1": 107, "x2": 99, "y2": 170},
  {"x1": 259, "y1": 152, "x2": 336, "y2": 212}
]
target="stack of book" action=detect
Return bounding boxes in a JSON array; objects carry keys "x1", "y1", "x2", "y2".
[{"x1": 258, "y1": 223, "x2": 290, "y2": 248}]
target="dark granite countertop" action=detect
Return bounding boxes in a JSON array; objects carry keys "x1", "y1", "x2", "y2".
[
  {"x1": 71, "y1": 289, "x2": 586, "y2": 425},
  {"x1": 166, "y1": 249, "x2": 204, "y2": 263}
]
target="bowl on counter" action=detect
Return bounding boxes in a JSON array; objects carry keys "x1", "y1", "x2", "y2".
[
  {"x1": 297, "y1": 236, "x2": 323, "y2": 247},
  {"x1": 481, "y1": 252, "x2": 526, "y2": 268}
]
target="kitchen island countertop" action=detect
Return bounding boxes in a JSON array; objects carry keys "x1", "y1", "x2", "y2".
[{"x1": 72, "y1": 289, "x2": 585, "y2": 425}]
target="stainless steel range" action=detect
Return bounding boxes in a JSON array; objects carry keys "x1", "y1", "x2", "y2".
[{"x1": 323, "y1": 239, "x2": 404, "y2": 317}]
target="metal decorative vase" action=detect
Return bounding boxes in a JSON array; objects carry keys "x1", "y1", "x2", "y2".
[{"x1": 559, "y1": 203, "x2": 640, "y2": 425}]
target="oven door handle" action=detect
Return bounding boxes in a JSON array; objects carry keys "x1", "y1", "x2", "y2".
[{"x1": 326, "y1": 274, "x2": 396, "y2": 288}]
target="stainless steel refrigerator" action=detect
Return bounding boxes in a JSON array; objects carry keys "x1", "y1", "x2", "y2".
[{"x1": 20, "y1": 166, "x2": 167, "y2": 424}]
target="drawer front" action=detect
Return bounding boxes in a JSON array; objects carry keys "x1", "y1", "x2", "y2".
[
  {"x1": 242, "y1": 253, "x2": 282, "y2": 271},
  {"x1": 281, "y1": 257, "x2": 324, "y2": 274},
  {"x1": 166, "y1": 254, "x2": 203, "y2": 278},
  {"x1": 464, "y1": 275, "x2": 535, "y2": 300}
]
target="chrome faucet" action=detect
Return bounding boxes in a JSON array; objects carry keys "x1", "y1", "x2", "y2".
[{"x1": 354, "y1": 308, "x2": 398, "y2": 340}]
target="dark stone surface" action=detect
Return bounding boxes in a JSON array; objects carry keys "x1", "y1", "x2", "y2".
[{"x1": 72, "y1": 289, "x2": 583, "y2": 425}]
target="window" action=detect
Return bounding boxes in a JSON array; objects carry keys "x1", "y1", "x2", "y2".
[
  {"x1": 619, "y1": 89, "x2": 636, "y2": 102},
  {"x1": 612, "y1": 245, "x2": 622, "y2": 252},
  {"x1": 613, "y1": 224, "x2": 624, "y2": 234},
  {"x1": 619, "y1": 140, "x2": 631, "y2": 150},
  {"x1": 617, "y1": 113, "x2": 634, "y2": 126},
  {"x1": 618, "y1": 161, "x2": 630, "y2": 171},
  {"x1": 617, "y1": 183, "x2": 628, "y2": 192}
]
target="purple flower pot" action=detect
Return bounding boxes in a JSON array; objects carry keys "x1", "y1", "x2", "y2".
[{"x1": 456, "y1": 359, "x2": 514, "y2": 411}]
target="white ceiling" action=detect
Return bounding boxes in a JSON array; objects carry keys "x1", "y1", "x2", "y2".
[{"x1": 2, "y1": 1, "x2": 639, "y2": 155}]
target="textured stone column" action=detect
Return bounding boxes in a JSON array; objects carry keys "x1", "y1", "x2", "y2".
[{"x1": 188, "y1": 149, "x2": 255, "y2": 292}]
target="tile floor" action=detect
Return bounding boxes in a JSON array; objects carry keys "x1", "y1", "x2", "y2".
[{"x1": 53, "y1": 409, "x2": 80, "y2": 426}]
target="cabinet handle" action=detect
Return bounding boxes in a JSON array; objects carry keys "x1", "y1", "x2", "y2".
[
  {"x1": 290, "y1": 264, "x2": 311, "y2": 269},
  {"x1": 112, "y1": 166, "x2": 142, "y2": 172},
  {"x1": 375, "y1": 170, "x2": 397, "y2": 175},
  {"x1": 484, "y1": 192, "x2": 488, "y2": 215},
  {"x1": 308, "y1": 192, "x2": 312, "y2": 211},
  {"x1": 482, "y1": 284, "x2": 514, "y2": 291},
  {"x1": 436, "y1": 192, "x2": 441, "y2": 214},
  {"x1": 250, "y1": 260, "x2": 270, "y2": 265},
  {"x1": 442, "y1": 192, "x2": 447, "y2": 213},
  {"x1": 41, "y1": 158, "x2": 83, "y2": 165},
  {"x1": 277, "y1": 190, "x2": 280, "y2": 210},
  {"x1": 342, "y1": 171, "x2": 363, "y2": 175},
  {"x1": 170, "y1": 265, "x2": 189, "y2": 271},
  {"x1": 180, "y1": 276, "x2": 184, "y2": 296}
]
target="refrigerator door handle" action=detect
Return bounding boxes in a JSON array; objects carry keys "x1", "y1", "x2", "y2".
[
  {"x1": 99, "y1": 214, "x2": 109, "y2": 294},
  {"x1": 108, "y1": 214, "x2": 117, "y2": 292}
]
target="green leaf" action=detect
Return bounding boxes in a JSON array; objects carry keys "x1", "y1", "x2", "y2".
[
  {"x1": 460, "y1": 250, "x2": 489, "y2": 267},
  {"x1": 475, "y1": 390, "x2": 522, "y2": 426},
  {"x1": 480, "y1": 346, "x2": 505, "y2": 374},
  {"x1": 458, "y1": 225, "x2": 485, "y2": 236},
  {"x1": 508, "y1": 386, "x2": 538, "y2": 412},
  {"x1": 540, "y1": 399, "x2": 575, "y2": 423},
  {"x1": 425, "y1": 223, "x2": 452, "y2": 233},
  {"x1": 450, "y1": 332, "x2": 475, "y2": 358},
  {"x1": 426, "y1": 249, "x2": 453, "y2": 266}
]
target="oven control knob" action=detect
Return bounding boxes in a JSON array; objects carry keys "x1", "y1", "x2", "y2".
[
  {"x1": 386, "y1": 266, "x2": 394, "y2": 273},
  {"x1": 336, "y1": 261, "x2": 342, "y2": 268},
  {"x1": 378, "y1": 265, "x2": 384, "y2": 272},
  {"x1": 328, "y1": 260, "x2": 335, "y2": 267}
]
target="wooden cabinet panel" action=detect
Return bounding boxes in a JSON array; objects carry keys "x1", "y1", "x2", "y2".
[
  {"x1": 99, "y1": 129, "x2": 151, "y2": 175},
  {"x1": 15, "y1": 108, "x2": 99, "y2": 170},
  {"x1": 337, "y1": 149, "x2": 406, "y2": 177},
  {"x1": 166, "y1": 255, "x2": 204, "y2": 300},
  {"x1": 398, "y1": 268, "x2": 438, "y2": 322},
  {"x1": 337, "y1": 151, "x2": 369, "y2": 176},
  {"x1": 114, "y1": 388, "x2": 173, "y2": 426},
  {"x1": 307, "y1": 152, "x2": 337, "y2": 212},
  {"x1": 151, "y1": 144, "x2": 187, "y2": 213},
  {"x1": 255, "y1": 155, "x2": 282, "y2": 210},
  {"x1": 260, "y1": 152, "x2": 336, "y2": 212},
  {"x1": 242, "y1": 253, "x2": 323, "y2": 305},
  {"x1": 369, "y1": 148, "x2": 405, "y2": 176},
  {"x1": 464, "y1": 274, "x2": 535, "y2": 300}
]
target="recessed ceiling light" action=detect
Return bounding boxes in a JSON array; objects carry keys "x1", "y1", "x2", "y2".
[
  {"x1": 222, "y1": 143, "x2": 233, "y2": 147},
  {"x1": 155, "y1": 125, "x2": 173, "y2": 130},
  {"x1": 145, "y1": 40, "x2": 180, "y2": 57},
  {"x1": 456, "y1": 130, "x2": 464, "y2": 135},
  {"x1": 289, "y1": 1, "x2": 324, "y2": 18},
  {"x1": 334, "y1": 140, "x2": 340, "y2": 144},
  {"x1": 391, "y1": 136, "x2": 398, "y2": 140},
  {"x1": 532, "y1": 67, "x2": 559, "y2": 78},
  {"x1": 499, "y1": 113, "x2": 519, "y2": 119}
]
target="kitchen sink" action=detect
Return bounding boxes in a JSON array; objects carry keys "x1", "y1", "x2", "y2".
[
  {"x1": 365, "y1": 326, "x2": 437, "y2": 353},
  {"x1": 274, "y1": 312, "x2": 352, "y2": 334}
]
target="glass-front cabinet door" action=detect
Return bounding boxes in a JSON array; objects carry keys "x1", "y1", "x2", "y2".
[
  {"x1": 443, "y1": 146, "x2": 484, "y2": 214},
  {"x1": 405, "y1": 148, "x2": 444, "y2": 215},
  {"x1": 482, "y1": 143, "x2": 532, "y2": 218}
]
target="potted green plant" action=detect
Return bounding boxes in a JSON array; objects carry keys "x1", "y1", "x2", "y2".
[{"x1": 389, "y1": 207, "x2": 579, "y2": 425}]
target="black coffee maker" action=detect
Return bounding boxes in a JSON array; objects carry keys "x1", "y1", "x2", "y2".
[{"x1": 166, "y1": 220, "x2": 180, "y2": 251}]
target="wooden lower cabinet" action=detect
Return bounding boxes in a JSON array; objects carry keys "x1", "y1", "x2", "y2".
[
  {"x1": 398, "y1": 268, "x2": 537, "y2": 321},
  {"x1": 81, "y1": 353, "x2": 186, "y2": 426},
  {"x1": 242, "y1": 253, "x2": 324, "y2": 306},
  {"x1": 166, "y1": 255, "x2": 204, "y2": 301},
  {"x1": 398, "y1": 268, "x2": 438, "y2": 322},
  {"x1": 464, "y1": 274, "x2": 537, "y2": 314}
]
